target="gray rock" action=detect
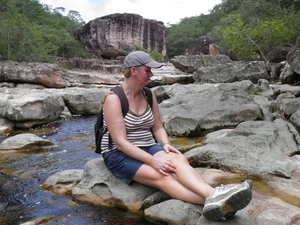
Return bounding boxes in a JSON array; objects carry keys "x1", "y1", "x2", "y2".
[
  {"x1": 290, "y1": 110, "x2": 300, "y2": 130},
  {"x1": 185, "y1": 119, "x2": 298, "y2": 178},
  {"x1": 279, "y1": 63, "x2": 297, "y2": 84},
  {"x1": 277, "y1": 94, "x2": 300, "y2": 118},
  {"x1": 287, "y1": 46, "x2": 300, "y2": 74},
  {"x1": 1, "y1": 90, "x2": 65, "y2": 128},
  {"x1": 0, "y1": 133, "x2": 57, "y2": 151},
  {"x1": 74, "y1": 13, "x2": 166, "y2": 58},
  {"x1": 159, "y1": 82, "x2": 266, "y2": 136},
  {"x1": 171, "y1": 55, "x2": 233, "y2": 74},
  {"x1": 193, "y1": 61, "x2": 269, "y2": 84},
  {"x1": 72, "y1": 158, "x2": 158, "y2": 211},
  {"x1": 0, "y1": 60, "x2": 69, "y2": 88},
  {"x1": 0, "y1": 118, "x2": 14, "y2": 133},
  {"x1": 58, "y1": 88, "x2": 109, "y2": 115},
  {"x1": 43, "y1": 169, "x2": 84, "y2": 195},
  {"x1": 144, "y1": 199, "x2": 201, "y2": 225}
]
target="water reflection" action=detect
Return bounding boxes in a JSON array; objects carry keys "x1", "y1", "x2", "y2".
[{"x1": 0, "y1": 116, "x2": 153, "y2": 225}]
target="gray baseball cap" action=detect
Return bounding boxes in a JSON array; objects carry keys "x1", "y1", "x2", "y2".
[{"x1": 124, "y1": 51, "x2": 163, "y2": 68}]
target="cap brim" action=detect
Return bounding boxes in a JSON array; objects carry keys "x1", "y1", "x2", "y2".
[{"x1": 144, "y1": 61, "x2": 163, "y2": 68}]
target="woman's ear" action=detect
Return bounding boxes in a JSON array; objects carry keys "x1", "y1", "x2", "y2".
[{"x1": 130, "y1": 67, "x2": 137, "y2": 76}]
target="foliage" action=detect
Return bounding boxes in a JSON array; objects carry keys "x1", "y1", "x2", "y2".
[
  {"x1": 0, "y1": 0, "x2": 89, "y2": 62},
  {"x1": 149, "y1": 49, "x2": 165, "y2": 62},
  {"x1": 133, "y1": 46, "x2": 164, "y2": 62},
  {"x1": 166, "y1": 10, "x2": 225, "y2": 59},
  {"x1": 1, "y1": 0, "x2": 299, "y2": 62},
  {"x1": 166, "y1": 0, "x2": 300, "y2": 61}
]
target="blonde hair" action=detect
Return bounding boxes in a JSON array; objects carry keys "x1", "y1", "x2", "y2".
[{"x1": 123, "y1": 66, "x2": 143, "y2": 78}]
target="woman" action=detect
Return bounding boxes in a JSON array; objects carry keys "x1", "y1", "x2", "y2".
[{"x1": 101, "y1": 51, "x2": 252, "y2": 221}]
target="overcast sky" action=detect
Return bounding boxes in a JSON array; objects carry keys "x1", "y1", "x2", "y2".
[{"x1": 39, "y1": 0, "x2": 222, "y2": 25}]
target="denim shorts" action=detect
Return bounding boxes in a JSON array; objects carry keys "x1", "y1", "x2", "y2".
[{"x1": 102, "y1": 144, "x2": 163, "y2": 184}]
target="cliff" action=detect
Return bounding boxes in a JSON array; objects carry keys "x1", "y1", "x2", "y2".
[{"x1": 74, "y1": 13, "x2": 166, "y2": 59}]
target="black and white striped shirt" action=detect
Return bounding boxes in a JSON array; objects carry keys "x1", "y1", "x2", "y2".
[{"x1": 101, "y1": 105, "x2": 156, "y2": 153}]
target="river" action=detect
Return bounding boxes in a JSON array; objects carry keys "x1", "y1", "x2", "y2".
[{"x1": 0, "y1": 116, "x2": 154, "y2": 225}]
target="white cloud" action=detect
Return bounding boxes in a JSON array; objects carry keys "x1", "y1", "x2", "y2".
[{"x1": 39, "y1": 0, "x2": 222, "y2": 25}]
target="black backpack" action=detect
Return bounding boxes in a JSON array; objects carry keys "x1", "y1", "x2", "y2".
[{"x1": 94, "y1": 86, "x2": 153, "y2": 154}]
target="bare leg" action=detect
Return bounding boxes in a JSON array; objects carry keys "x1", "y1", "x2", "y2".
[
  {"x1": 134, "y1": 164, "x2": 207, "y2": 204},
  {"x1": 156, "y1": 151, "x2": 214, "y2": 197},
  {"x1": 133, "y1": 151, "x2": 214, "y2": 204}
]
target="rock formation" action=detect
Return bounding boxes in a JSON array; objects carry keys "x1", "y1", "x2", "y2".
[
  {"x1": 74, "y1": 13, "x2": 166, "y2": 59},
  {"x1": 266, "y1": 44, "x2": 293, "y2": 63},
  {"x1": 185, "y1": 36, "x2": 238, "y2": 60}
]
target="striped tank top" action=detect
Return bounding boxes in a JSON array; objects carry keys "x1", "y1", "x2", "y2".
[{"x1": 101, "y1": 102, "x2": 156, "y2": 153}]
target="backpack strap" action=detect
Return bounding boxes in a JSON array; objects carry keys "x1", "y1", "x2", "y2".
[
  {"x1": 107, "y1": 86, "x2": 154, "y2": 149},
  {"x1": 111, "y1": 86, "x2": 129, "y2": 116},
  {"x1": 107, "y1": 86, "x2": 129, "y2": 149},
  {"x1": 142, "y1": 86, "x2": 153, "y2": 108}
]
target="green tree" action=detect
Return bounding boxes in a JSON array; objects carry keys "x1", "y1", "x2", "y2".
[{"x1": 0, "y1": 0, "x2": 89, "y2": 62}]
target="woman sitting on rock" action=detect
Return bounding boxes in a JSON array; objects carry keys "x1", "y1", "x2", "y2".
[{"x1": 100, "y1": 50, "x2": 252, "y2": 221}]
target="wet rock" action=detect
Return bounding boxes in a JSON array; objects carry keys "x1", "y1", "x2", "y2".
[
  {"x1": 43, "y1": 169, "x2": 84, "y2": 195},
  {"x1": 0, "y1": 118, "x2": 14, "y2": 133},
  {"x1": 0, "y1": 90, "x2": 65, "y2": 129},
  {"x1": 248, "y1": 191, "x2": 300, "y2": 225},
  {"x1": 0, "y1": 133, "x2": 57, "y2": 151}
]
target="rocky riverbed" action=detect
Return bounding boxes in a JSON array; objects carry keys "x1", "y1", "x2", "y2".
[{"x1": 1, "y1": 55, "x2": 300, "y2": 224}]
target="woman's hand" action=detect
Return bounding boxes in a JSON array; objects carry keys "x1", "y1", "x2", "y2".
[
  {"x1": 152, "y1": 157, "x2": 176, "y2": 175},
  {"x1": 162, "y1": 143, "x2": 182, "y2": 154}
]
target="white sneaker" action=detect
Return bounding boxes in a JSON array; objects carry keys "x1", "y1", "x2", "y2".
[{"x1": 203, "y1": 179, "x2": 253, "y2": 221}]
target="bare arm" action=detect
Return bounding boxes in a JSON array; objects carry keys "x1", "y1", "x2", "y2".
[
  {"x1": 103, "y1": 93, "x2": 155, "y2": 165},
  {"x1": 150, "y1": 92, "x2": 181, "y2": 154}
]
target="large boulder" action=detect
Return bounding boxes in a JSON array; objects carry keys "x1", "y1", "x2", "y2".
[
  {"x1": 186, "y1": 119, "x2": 300, "y2": 178},
  {"x1": 71, "y1": 158, "x2": 158, "y2": 211},
  {"x1": 193, "y1": 61, "x2": 269, "y2": 84},
  {"x1": 74, "y1": 13, "x2": 166, "y2": 59},
  {"x1": 266, "y1": 44, "x2": 293, "y2": 63},
  {"x1": 0, "y1": 61, "x2": 69, "y2": 88},
  {"x1": 158, "y1": 81, "x2": 274, "y2": 137},
  {"x1": 170, "y1": 55, "x2": 233, "y2": 74},
  {"x1": 185, "y1": 36, "x2": 214, "y2": 56},
  {"x1": 185, "y1": 36, "x2": 238, "y2": 60},
  {"x1": 0, "y1": 89, "x2": 65, "y2": 128}
]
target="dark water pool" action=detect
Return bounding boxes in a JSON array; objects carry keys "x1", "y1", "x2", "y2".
[{"x1": 0, "y1": 116, "x2": 154, "y2": 225}]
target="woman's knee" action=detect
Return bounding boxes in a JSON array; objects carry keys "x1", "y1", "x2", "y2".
[
  {"x1": 157, "y1": 173, "x2": 177, "y2": 188},
  {"x1": 173, "y1": 153, "x2": 189, "y2": 164}
]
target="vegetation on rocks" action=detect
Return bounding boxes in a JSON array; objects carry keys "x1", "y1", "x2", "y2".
[
  {"x1": 0, "y1": 0, "x2": 90, "y2": 62},
  {"x1": 166, "y1": 0, "x2": 300, "y2": 60},
  {"x1": 0, "y1": 0, "x2": 299, "y2": 62}
]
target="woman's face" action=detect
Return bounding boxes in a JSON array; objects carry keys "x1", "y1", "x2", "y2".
[{"x1": 133, "y1": 66, "x2": 153, "y2": 85}]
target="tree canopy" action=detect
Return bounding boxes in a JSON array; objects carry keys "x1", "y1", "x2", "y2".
[
  {"x1": 0, "y1": 0, "x2": 299, "y2": 62},
  {"x1": 0, "y1": 0, "x2": 88, "y2": 62},
  {"x1": 166, "y1": 0, "x2": 300, "y2": 60}
]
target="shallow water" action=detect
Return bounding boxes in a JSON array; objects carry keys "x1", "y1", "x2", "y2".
[
  {"x1": 1, "y1": 117, "x2": 299, "y2": 224},
  {"x1": 0, "y1": 116, "x2": 154, "y2": 225}
]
